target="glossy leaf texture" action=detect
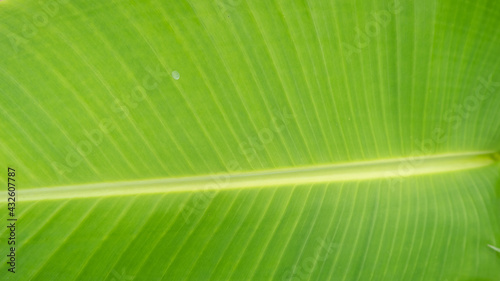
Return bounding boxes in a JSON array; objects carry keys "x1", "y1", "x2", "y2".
[{"x1": 0, "y1": 0, "x2": 499, "y2": 280}]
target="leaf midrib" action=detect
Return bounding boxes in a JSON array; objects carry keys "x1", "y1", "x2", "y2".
[{"x1": 11, "y1": 151, "x2": 500, "y2": 202}]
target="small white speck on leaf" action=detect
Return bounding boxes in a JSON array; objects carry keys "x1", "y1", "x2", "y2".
[{"x1": 172, "y1": 71, "x2": 180, "y2": 80}]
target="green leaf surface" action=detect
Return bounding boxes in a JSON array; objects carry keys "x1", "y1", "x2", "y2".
[{"x1": 0, "y1": 0, "x2": 499, "y2": 280}]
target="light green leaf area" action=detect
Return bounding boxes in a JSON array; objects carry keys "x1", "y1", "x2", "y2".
[{"x1": 0, "y1": 0, "x2": 499, "y2": 280}]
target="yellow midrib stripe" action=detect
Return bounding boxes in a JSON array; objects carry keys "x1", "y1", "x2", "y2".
[{"x1": 10, "y1": 151, "x2": 500, "y2": 202}]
